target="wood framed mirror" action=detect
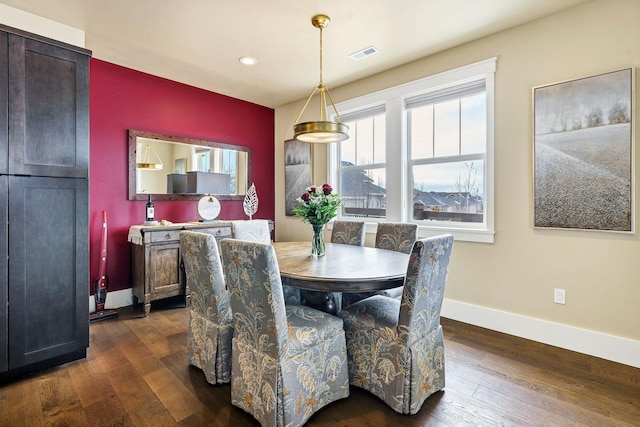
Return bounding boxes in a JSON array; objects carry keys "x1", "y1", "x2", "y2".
[{"x1": 128, "y1": 130, "x2": 252, "y2": 201}]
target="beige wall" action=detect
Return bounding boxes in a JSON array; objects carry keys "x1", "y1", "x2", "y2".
[
  {"x1": 275, "y1": 0, "x2": 640, "y2": 347},
  {"x1": 0, "y1": 3, "x2": 84, "y2": 46}
]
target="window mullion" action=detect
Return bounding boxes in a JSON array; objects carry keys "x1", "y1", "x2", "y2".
[
  {"x1": 432, "y1": 105, "x2": 436, "y2": 159},
  {"x1": 411, "y1": 153, "x2": 484, "y2": 167},
  {"x1": 385, "y1": 97, "x2": 403, "y2": 221},
  {"x1": 340, "y1": 162, "x2": 386, "y2": 171},
  {"x1": 458, "y1": 99, "x2": 462, "y2": 155},
  {"x1": 354, "y1": 123, "x2": 358, "y2": 166}
]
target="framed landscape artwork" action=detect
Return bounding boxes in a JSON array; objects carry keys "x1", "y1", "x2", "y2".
[
  {"x1": 533, "y1": 68, "x2": 633, "y2": 232},
  {"x1": 284, "y1": 139, "x2": 312, "y2": 216}
]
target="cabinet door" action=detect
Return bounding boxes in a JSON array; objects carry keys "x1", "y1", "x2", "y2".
[
  {"x1": 8, "y1": 35, "x2": 89, "y2": 178},
  {"x1": 0, "y1": 31, "x2": 7, "y2": 175},
  {"x1": 8, "y1": 176, "x2": 88, "y2": 369},
  {"x1": 0, "y1": 177, "x2": 7, "y2": 373},
  {"x1": 148, "y1": 242, "x2": 182, "y2": 300}
]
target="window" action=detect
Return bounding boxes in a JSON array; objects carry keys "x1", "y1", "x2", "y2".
[
  {"x1": 331, "y1": 58, "x2": 496, "y2": 243},
  {"x1": 338, "y1": 106, "x2": 387, "y2": 218},
  {"x1": 408, "y1": 81, "x2": 486, "y2": 225},
  {"x1": 196, "y1": 148, "x2": 211, "y2": 172},
  {"x1": 196, "y1": 148, "x2": 238, "y2": 192},
  {"x1": 219, "y1": 149, "x2": 238, "y2": 193}
]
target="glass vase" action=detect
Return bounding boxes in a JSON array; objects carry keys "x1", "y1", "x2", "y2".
[{"x1": 311, "y1": 224, "x2": 326, "y2": 258}]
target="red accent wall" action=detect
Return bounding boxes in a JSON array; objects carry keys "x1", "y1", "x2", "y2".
[{"x1": 90, "y1": 59, "x2": 274, "y2": 293}]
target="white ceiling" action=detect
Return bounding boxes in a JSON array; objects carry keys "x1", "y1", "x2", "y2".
[{"x1": 1, "y1": 0, "x2": 591, "y2": 108}]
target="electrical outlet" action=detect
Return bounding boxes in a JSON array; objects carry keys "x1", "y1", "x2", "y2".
[{"x1": 554, "y1": 288, "x2": 566, "y2": 305}]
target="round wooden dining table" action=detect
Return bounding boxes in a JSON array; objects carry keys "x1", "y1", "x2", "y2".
[{"x1": 273, "y1": 241, "x2": 409, "y2": 313}]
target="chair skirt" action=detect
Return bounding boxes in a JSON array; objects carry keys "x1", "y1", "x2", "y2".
[
  {"x1": 231, "y1": 305, "x2": 350, "y2": 427},
  {"x1": 187, "y1": 310, "x2": 234, "y2": 384},
  {"x1": 340, "y1": 295, "x2": 445, "y2": 414}
]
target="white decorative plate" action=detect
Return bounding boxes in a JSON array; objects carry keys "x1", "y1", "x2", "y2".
[{"x1": 197, "y1": 195, "x2": 221, "y2": 221}]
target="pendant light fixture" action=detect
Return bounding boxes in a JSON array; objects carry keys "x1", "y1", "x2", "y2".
[
  {"x1": 293, "y1": 14, "x2": 349, "y2": 143},
  {"x1": 136, "y1": 143, "x2": 163, "y2": 170}
]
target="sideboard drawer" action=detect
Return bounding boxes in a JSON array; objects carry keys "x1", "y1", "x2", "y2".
[
  {"x1": 149, "y1": 230, "x2": 181, "y2": 243},
  {"x1": 197, "y1": 226, "x2": 232, "y2": 239}
]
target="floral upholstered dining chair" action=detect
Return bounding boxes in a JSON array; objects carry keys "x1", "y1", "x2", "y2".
[
  {"x1": 342, "y1": 222, "x2": 418, "y2": 308},
  {"x1": 375, "y1": 222, "x2": 418, "y2": 254},
  {"x1": 230, "y1": 219, "x2": 271, "y2": 244},
  {"x1": 339, "y1": 234, "x2": 454, "y2": 415},
  {"x1": 230, "y1": 219, "x2": 301, "y2": 305},
  {"x1": 179, "y1": 231, "x2": 233, "y2": 384},
  {"x1": 220, "y1": 239, "x2": 350, "y2": 427},
  {"x1": 330, "y1": 220, "x2": 366, "y2": 246}
]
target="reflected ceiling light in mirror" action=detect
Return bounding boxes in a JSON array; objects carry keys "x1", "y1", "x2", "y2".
[
  {"x1": 136, "y1": 143, "x2": 163, "y2": 170},
  {"x1": 239, "y1": 56, "x2": 258, "y2": 66},
  {"x1": 293, "y1": 14, "x2": 348, "y2": 144}
]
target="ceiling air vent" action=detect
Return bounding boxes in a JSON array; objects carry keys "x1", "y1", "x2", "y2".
[{"x1": 349, "y1": 46, "x2": 379, "y2": 61}]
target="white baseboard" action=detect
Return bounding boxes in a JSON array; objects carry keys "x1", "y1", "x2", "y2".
[
  {"x1": 442, "y1": 299, "x2": 640, "y2": 369},
  {"x1": 86, "y1": 291, "x2": 639, "y2": 368},
  {"x1": 88, "y1": 288, "x2": 134, "y2": 312}
]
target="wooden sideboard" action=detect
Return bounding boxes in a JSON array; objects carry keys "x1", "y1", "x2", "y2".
[{"x1": 130, "y1": 222, "x2": 232, "y2": 316}]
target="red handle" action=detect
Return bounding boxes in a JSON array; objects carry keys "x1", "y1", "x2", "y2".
[{"x1": 98, "y1": 211, "x2": 108, "y2": 278}]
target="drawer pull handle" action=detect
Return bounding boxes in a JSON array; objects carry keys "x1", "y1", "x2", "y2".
[{"x1": 164, "y1": 233, "x2": 171, "y2": 240}]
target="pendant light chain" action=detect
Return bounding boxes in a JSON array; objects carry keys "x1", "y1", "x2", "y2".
[
  {"x1": 318, "y1": 24, "x2": 324, "y2": 87},
  {"x1": 317, "y1": 21, "x2": 342, "y2": 123},
  {"x1": 318, "y1": 24, "x2": 326, "y2": 121}
]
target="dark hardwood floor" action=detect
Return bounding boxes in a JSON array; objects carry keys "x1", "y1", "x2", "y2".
[{"x1": 2, "y1": 299, "x2": 639, "y2": 426}]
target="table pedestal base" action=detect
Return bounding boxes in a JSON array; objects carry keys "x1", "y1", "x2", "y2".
[{"x1": 301, "y1": 290, "x2": 341, "y2": 315}]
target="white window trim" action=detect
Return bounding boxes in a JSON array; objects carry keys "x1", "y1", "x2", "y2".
[{"x1": 329, "y1": 57, "x2": 496, "y2": 243}]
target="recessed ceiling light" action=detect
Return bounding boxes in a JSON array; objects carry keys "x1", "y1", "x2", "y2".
[
  {"x1": 349, "y1": 46, "x2": 379, "y2": 61},
  {"x1": 239, "y1": 56, "x2": 258, "y2": 66}
]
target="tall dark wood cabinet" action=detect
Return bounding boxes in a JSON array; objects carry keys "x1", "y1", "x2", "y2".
[
  {"x1": 0, "y1": 24, "x2": 91, "y2": 380},
  {"x1": 0, "y1": 30, "x2": 8, "y2": 375},
  {"x1": 0, "y1": 176, "x2": 7, "y2": 374}
]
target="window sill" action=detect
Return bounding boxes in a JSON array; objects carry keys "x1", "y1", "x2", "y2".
[
  {"x1": 328, "y1": 220, "x2": 494, "y2": 243},
  {"x1": 416, "y1": 225, "x2": 494, "y2": 243}
]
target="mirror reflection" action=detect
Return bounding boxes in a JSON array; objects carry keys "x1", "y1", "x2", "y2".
[{"x1": 128, "y1": 130, "x2": 251, "y2": 201}]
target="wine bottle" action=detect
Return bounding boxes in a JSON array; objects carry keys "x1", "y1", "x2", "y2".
[{"x1": 146, "y1": 194, "x2": 155, "y2": 222}]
